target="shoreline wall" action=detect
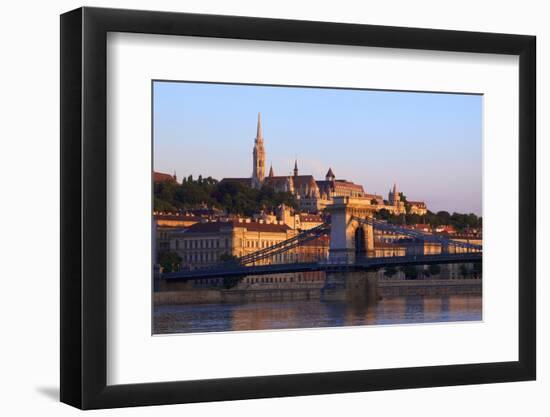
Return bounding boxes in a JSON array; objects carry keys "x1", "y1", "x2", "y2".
[{"x1": 154, "y1": 278, "x2": 482, "y2": 305}]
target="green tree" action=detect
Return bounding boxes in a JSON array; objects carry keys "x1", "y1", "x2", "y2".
[
  {"x1": 222, "y1": 276, "x2": 242, "y2": 289},
  {"x1": 436, "y1": 211, "x2": 451, "y2": 225},
  {"x1": 158, "y1": 251, "x2": 182, "y2": 273},
  {"x1": 399, "y1": 193, "x2": 412, "y2": 214},
  {"x1": 472, "y1": 262, "x2": 482, "y2": 279},
  {"x1": 154, "y1": 197, "x2": 175, "y2": 212},
  {"x1": 375, "y1": 208, "x2": 391, "y2": 221},
  {"x1": 428, "y1": 263, "x2": 442, "y2": 276},
  {"x1": 400, "y1": 265, "x2": 419, "y2": 280},
  {"x1": 220, "y1": 253, "x2": 238, "y2": 263},
  {"x1": 384, "y1": 265, "x2": 398, "y2": 278}
]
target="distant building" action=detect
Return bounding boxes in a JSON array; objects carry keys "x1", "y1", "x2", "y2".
[
  {"x1": 275, "y1": 204, "x2": 325, "y2": 230},
  {"x1": 154, "y1": 213, "x2": 201, "y2": 228},
  {"x1": 386, "y1": 183, "x2": 406, "y2": 215},
  {"x1": 169, "y1": 219, "x2": 297, "y2": 267},
  {"x1": 153, "y1": 171, "x2": 177, "y2": 183},
  {"x1": 154, "y1": 213, "x2": 200, "y2": 254},
  {"x1": 413, "y1": 223, "x2": 432, "y2": 233},
  {"x1": 408, "y1": 201, "x2": 428, "y2": 215}
]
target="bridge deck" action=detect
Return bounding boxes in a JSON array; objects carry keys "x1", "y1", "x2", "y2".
[{"x1": 163, "y1": 253, "x2": 482, "y2": 281}]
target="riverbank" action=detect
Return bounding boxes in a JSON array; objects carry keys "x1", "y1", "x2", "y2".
[{"x1": 154, "y1": 278, "x2": 481, "y2": 305}]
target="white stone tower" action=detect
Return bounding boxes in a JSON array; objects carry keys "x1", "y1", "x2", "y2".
[
  {"x1": 389, "y1": 182, "x2": 400, "y2": 206},
  {"x1": 252, "y1": 112, "x2": 266, "y2": 188}
]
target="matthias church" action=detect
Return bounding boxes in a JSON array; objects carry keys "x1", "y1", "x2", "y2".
[{"x1": 222, "y1": 113, "x2": 427, "y2": 215}]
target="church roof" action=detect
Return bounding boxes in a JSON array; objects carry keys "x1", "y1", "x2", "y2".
[
  {"x1": 264, "y1": 176, "x2": 291, "y2": 185},
  {"x1": 326, "y1": 167, "x2": 335, "y2": 178},
  {"x1": 220, "y1": 177, "x2": 253, "y2": 187},
  {"x1": 153, "y1": 171, "x2": 176, "y2": 183},
  {"x1": 292, "y1": 175, "x2": 317, "y2": 187}
]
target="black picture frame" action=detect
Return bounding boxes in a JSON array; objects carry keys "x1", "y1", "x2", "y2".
[{"x1": 60, "y1": 6, "x2": 536, "y2": 410}]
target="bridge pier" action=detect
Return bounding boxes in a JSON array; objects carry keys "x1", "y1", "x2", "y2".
[
  {"x1": 322, "y1": 271, "x2": 378, "y2": 302},
  {"x1": 328, "y1": 197, "x2": 375, "y2": 264}
]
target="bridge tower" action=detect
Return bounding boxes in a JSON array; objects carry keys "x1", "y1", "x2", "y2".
[{"x1": 327, "y1": 197, "x2": 375, "y2": 263}]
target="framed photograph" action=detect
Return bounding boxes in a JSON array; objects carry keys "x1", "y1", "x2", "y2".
[{"x1": 60, "y1": 6, "x2": 536, "y2": 409}]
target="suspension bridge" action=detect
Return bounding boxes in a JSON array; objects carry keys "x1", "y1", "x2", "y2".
[{"x1": 163, "y1": 197, "x2": 482, "y2": 281}]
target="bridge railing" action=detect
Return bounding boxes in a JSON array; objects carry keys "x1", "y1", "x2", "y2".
[
  {"x1": 163, "y1": 252, "x2": 482, "y2": 280},
  {"x1": 235, "y1": 223, "x2": 330, "y2": 265},
  {"x1": 352, "y1": 216, "x2": 483, "y2": 252}
]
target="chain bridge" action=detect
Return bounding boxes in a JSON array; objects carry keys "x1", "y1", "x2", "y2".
[{"x1": 163, "y1": 197, "x2": 481, "y2": 281}]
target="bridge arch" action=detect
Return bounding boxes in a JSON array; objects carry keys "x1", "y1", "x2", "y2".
[
  {"x1": 327, "y1": 197, "x2": 375, "y2": 263},
  {"x1": 354, "y1": 223, "x2": 368, "y2": 259}
]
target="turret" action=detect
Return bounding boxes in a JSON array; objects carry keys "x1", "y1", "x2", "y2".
[{"x1": 389, "y1": 182, "x2": 400, "y2": 205}]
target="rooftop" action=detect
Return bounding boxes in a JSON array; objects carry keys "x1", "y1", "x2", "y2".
[
  {"x1": 185, "y1": 220, "x2": 291, "y2": 234},
  {"x1": 153, "y1": 171, "x2": 176, "y2": 183}
]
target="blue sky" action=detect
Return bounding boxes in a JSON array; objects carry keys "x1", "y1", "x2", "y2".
[{"x1": 153, "y1": 81, "x2": 482, "y2": 215}]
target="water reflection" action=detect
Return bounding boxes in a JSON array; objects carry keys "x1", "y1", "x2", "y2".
[{"x1": 153, "y1": 294, "x2": 482, "y2": 335}]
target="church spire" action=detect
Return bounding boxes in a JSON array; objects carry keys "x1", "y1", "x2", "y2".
[
  {"x1": 256, "y1": 112, "x2": 263, "y2": 143},
  {"x1": 268, "y1": 164, "x2": 274, "y2": 178},
  {"x1": 252, "y1": 112, "x2": 266, "y2": 188},
  {"x1": 293, "y1": 159, "x2": 299, "y2": 177}
]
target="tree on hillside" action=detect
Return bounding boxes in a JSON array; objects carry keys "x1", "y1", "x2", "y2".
[{"x1": 375, "y1": 208, "x2": 391, "y2": 221}]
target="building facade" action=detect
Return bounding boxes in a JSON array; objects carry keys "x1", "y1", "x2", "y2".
[{"x1": 169, "y1": 219, "x2": 298, "y2": 268}]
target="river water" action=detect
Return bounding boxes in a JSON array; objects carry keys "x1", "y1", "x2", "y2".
[{"x1": 153, "y1": 293, "x2": 482, "y2": 334}]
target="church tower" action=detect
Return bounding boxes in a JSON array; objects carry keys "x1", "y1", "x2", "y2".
[
  {"x1": 252, "y1": 112, "x2": 266, "y2": 188},
  {"x1": 389, "y1": 182, "x2": 400, "y2": 206}
]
